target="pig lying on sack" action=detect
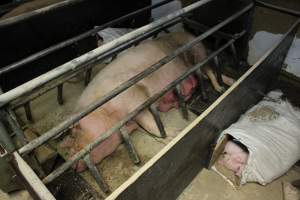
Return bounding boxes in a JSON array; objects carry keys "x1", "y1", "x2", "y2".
[
  {"x1": 61, "y1": 31, "x2": 235, "y2": 172},
  {"x1": 217, "y1": 90, "x2": 300, "y2": 185}
]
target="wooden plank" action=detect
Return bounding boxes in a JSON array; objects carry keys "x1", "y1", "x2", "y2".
[
  {"x1": 11, "y1": 152, "x2": 55, "y2": 200},
  {"x1": 106, "y1": 19, "x2": 300, "y2": 200}
]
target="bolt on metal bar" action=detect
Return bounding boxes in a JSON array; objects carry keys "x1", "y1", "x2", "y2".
[
  {"x1": 255, "y1": 0, "x2": 300, "y2": 17},
  {"x1": 148, "y1": 104, "x2": 167, "y2": 138},
  {"x1": 18, "y1": 4, "x2": 251, "y2": 156},
  {"x1": 57, "y1": 84, "x2": 64, "y2": 105},
  {"x1": 0, "y1": 0, "x2": 175, "y2": 76},
  {"x1": 174, "y1": 85, "x2": 189, "y2": 120},
  {"x1": 24, "y1": 102, "x2": 33, "y2": 122},
  {"x1": 83, "y1": 154, "x2": 109, "y2": 193},
  {"x1": 0, "y1": 0, "x2": 220, "y2": 107},
  {"x1": 42, "y1": 38, "x2": 238, "y2": 185},
  {"x1": 10, "y1": 18, "x2": 180, "y2": 110},
  {"x1": 120, "y1": 127, "x2": 140, "y2": 164}
]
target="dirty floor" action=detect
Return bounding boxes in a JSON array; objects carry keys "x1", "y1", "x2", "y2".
[{"x1": 178, "y1": 167, "x2": 300, "y2": 200}]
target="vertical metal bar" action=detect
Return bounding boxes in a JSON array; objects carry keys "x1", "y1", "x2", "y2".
[
  {"x1": 57, "y1": 84, "x2": 64, "y2": 105},
  {"x1": 24, "y1": 102, "x2": 33, "y2": 122},
  {"x1": 213, "y1": 38, "x2": 224, "y2": 85},
  {"x1": 7, "y1": 109, "x2": 27, "y2": 145},
  {"x1": 0, "y1": 119, "x2": 15, "y2": 154},
  {"x1": 230, "y1": 43, "x2": 241, "y2": 68},
  {"x1": 120, "y1": 127, "x2": 140, "y2": 164},
  {"x1": 148, "y1": 104, "x2": 167, "y2": 138},
  {"x1": 83, "y1": 154, "x2": 109, "y2": 193},
  {"x1": 174, "y1": 85, "x2": 189, "y2": 120},
  {"x1": 84, "y1": 68, "x2": 93, "y2": 86},
  {"x1": 6, "y1": 110, "x2": 46, "y2": 177},
  {"x1": 195, "y1": 69, "x2": 208, "y2": 101},
  {"x1": 213, "y1": 56, "x2": 224, "y2": 85}
]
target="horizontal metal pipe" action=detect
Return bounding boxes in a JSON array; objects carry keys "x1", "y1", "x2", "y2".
[
  {"x1": 10, "y1": 18, "x2": 181, "y2": 109},
  {"x1": 255, "y1": 0, "x2": 300, "y2": 17},
  {"x1": 18, "y1": 5, "x2": 251, "y2": 156},
  {"x1": 0, "y1": 0, "x2": 216, "y2": 107},
  {"x1": 0, "y1": 0, "x2": 175, "y2": 76},
  {"x1": 18, "y1": 4, "x2": 251, "y2": 155},
  {"x1": 183, "y1": 18, "x2": 237, "y2": 40},
  {"x1": 0, "y1": 0, "x2": 87, "y2": 27},
  {"x1": 42, "y1": 38, "x2": 238, "y2": 184}
]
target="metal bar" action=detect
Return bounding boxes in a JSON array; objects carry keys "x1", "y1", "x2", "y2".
[
  {"x1": 0, "y1": 0, "x2": 86, "y2": 27},
  {"x1": 24, "y1": 102, "x2": 33, "y2": 122},
  {"x1": 0, "y1": 0, "x2": 222, "y2": 107},
  {"x1": 0, "y1": 119, "x2": 15, "y2": 154},
  {"x1": 42, "y1": 38, "x2": 240, "y2": 184},
  {"x1": 183, "y1": 17, "x2": 236, "y2": 40},
  {"x1": 230, "y1": 43, "x2": 240, "y2": 68},
  {"x1": 57, "y1": 84, "x2": 64, "y2": 105},
  {"x1": 0, "y1": 88, "x2": 15, "y2": 154},
  {"x1": 84, "y1": 68, "x2": 92, "y2": 86},
  {"x1": 6, "y1": 109, "x2": 27, "y2": 145},
  {"x1": 83, "y1": 154, "x2": 109, "y2": 193},
  {"x1": 195, "y1": 69, "x2": 208, "y2": 101},
  {"x1": 174, "y1": 85, "x2": 189, "y2": 120},
  {"x1": 18, "y1": 4, "x2": 251, "y2": 155},
  {"x1": 212, "y1": 37, "x2": 224, "y2": 86},
  {"x1": 148, "y1": 104, "x2": 167, "y2": 138},
  {"x1": 0, "y1": 0, "x2": 175, "y2": 76},
  {"x1": 11, "y1": 152, "x2": 55, "y2": 200},
  {"x1": 213, "y1": 56, "x2": 223, "y2": 86},
  {"x1": 10, "y1": 18, "x2": 181, "y2": 110},
  {"x1": 120, "y1": 127, "x2": 140, "y2": 164},
  {"x1": 255, "y1": 0, "x2": 300, "y2": 17}
]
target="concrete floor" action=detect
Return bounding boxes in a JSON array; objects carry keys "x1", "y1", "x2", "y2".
[{"x1": 178, "y1": 168, "x2": 300, "y2": 200}]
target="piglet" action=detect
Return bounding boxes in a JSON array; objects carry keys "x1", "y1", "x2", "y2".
[{"x1": 218, "y1": 141, "x2": 249, "y2": 177}]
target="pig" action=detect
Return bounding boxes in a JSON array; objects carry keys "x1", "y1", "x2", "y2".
[
  {"x1": 61, "y1": 31, "x2": 235, "y2": 172},
  {"x1": 218, "y1": 141, "x2": 249, "y2": 177}
]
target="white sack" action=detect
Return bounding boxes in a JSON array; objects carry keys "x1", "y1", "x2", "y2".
[{"x1": 219, "y1": 90, "x2": 300, "y2": 185}]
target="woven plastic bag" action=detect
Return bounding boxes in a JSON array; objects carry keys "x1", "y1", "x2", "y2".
[{"x1": 218, "y1": 90, "x2": 300, "y2": 185}]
